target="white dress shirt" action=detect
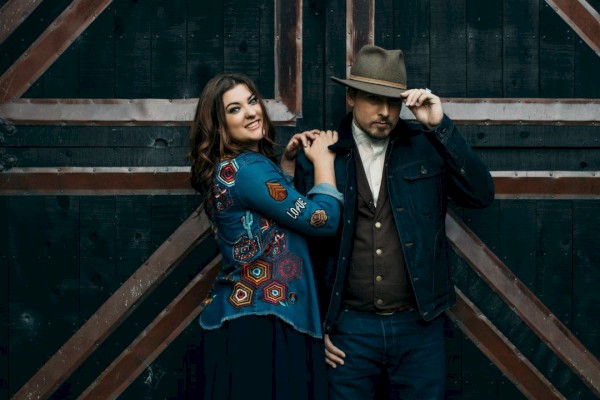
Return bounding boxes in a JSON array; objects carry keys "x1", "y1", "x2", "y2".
[{"x1": 352, "y1": 120, "x2": 389, "y2": 207}]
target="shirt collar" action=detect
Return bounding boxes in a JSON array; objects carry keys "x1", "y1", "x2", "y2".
[{"x1": 351, "y1": 119, "x2": 389, "y2": 155}]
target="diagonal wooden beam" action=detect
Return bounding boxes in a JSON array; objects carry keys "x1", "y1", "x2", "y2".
[
  {"x1": 545, "y1": 0, "x2": 600, "y2": 56},
  {"x1": 11, "y1": 208, "x2": 212, "y2": 400},
  {"x1": 78, "y1": 255, "x2": 221, "y2": 400},
  {"x1": 0, "y1": 0, "x2": 45, "y2": 44},
  {"x1": 447, "y1": 288, "x2": 565, "y2": 400},
  {"x1": 446, "y1": 211, "x2": 600, "y2": 397},
  {"x1": 274, "y1": 0, "x2": 302, "y2": 114},
  {"x1": 0, "y1": 0, "x2": 114, "y2": 101}
]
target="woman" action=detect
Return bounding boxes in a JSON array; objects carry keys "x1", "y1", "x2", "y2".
[{"x1": 189, "y1": 73, "x2": 341, "y2": 399}]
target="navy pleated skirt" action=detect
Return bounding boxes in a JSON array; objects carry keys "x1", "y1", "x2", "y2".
[{"x1": 199, "y1": 315, "x2": 328, "y2": 400}]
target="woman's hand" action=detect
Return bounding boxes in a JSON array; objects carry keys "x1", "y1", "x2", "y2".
[
  {"x1": 280, "y1": 129, "x2": 321, "y2": 176},
  {"x1": 303, "y1": 130, "x2": 338, "y2": 164}
]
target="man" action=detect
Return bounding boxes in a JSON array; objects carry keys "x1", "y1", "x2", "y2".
[{"x1": 293, "y1": 45, "x2": 495, "y2": 399}]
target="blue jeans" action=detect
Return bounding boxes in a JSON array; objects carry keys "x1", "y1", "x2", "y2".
[{"x1": 327, "y1": 307, "x2": 446, "y2": 400}]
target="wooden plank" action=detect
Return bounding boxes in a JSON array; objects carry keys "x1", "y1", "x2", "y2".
[
  {"x1": 447, "y1": 288, "x2": 565, "y2": 400},
  {"x1": 10, "y1": 208, "x2": 212, "y2": 400},
  {"x1": 572, "y1": 201, "x2": 600, "y2": 359},
  {"x1": 545, "y1": 0, "x2": 600, "y2": 56},
  {"x1": 461, "y1": 125, "x2": 600, "y2": 148},
  {"x1": 540, "y1": 2, "x2": 575, "y2": 97},
  {"x1": 275, "y1": 0, "x2": 302, "y2": 113},
  {"x1": 0, "y1": 0, "x2": 115, "y2": 101},
  {"x1": 477, "y1": 148, "x2": 600, "y2": 172},
  {"x1": 297, "y1": 0, "x2": 325, "y2": 130},
  {"x1": 466, "y1": 0, "x2": 502, "y2": 97},
  {"x1": 0, "y1": 98, "x2": 296, "y2": 126},
  {"x1": 224, "y1": 0, "x2": 260, "y2": 82},
  {"x1": 374, "y1": 0, "x2": 393, "y2": 49},
  {"x1": 78, "y1": 256, "x2": 221, "y2": 399},
  {"x1": 324, "y1": 0, "x2": 347, "y2": 130},
  {"x1": 0, "y1": 0, "x2": 45, "y2": 44},
  {"x1": 186, "y1": 1, "x2": 223, "y2": 98},
  {"x1": 445, "y1": 211, "x2": 600, "y2": 397},
  {"x1": 115, "y1": 196, "x2": 152, "y2": 283},
  {"x1": 150, "y1": 0, "x2": 186, "y2": 98},
  {"x1": 536, "y1": 202, "x2": 574, "y2": 326},
  {"x1": 114, "y1": 0, "x2": 151, "y2": 98},
  {"x1": 430, "y1": 0, "x2": 466, "y2": 96},
  {"x1": 257, "y1": 0, "x2": 274, "y2": 98},
  {"x1": 79, "y1": 196, "x2": 117, "y2": 326},
  {"x1": 503, "y1": 0, "x2": 540, "y2": 96},
  {"x1": 0, "y1": 197, "x2": 7, "y2": 399},
  {"x1": 3, "y1": 169, "x2": 600, "y2": 197},
  {"x1": 78, "y1": 3, "x2": 115, "y2": 97},
  {"x1": 575, "y1": 35, "x2": 600, "y2": 97},
  {"x1": 393, "y1": 0, "x2": 430, "y2": 89}
]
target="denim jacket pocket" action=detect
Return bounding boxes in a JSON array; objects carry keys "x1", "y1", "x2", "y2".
[{"x1": 401, "y1": 160, "x2": 444, "y2": 217}]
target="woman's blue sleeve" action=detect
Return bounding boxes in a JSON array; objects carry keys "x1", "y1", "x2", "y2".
[{"x1": 235, "y1": 158, "x2": 342, "y2": 237}]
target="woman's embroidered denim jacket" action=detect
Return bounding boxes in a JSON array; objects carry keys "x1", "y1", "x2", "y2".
[{"x1": 199, "y1": 152, "x2": 343, "y2": 338}]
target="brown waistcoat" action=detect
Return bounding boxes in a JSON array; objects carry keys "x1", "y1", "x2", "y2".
[{"x1": 344, "y1": 153, "x2": 412, "y2": 310}]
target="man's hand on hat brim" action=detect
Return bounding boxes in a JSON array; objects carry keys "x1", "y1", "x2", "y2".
[{"x1": 401, "y1": 88, "x2": 443, "y2": 130}]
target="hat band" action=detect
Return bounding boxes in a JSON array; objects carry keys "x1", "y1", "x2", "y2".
[{"x1": 348, "y1": 74, "x2": 407, "y2": 90}]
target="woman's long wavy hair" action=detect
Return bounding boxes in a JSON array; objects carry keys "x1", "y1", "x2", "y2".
[{"x1": 188, "y1": 73, "x2": 276, "y2": 196}]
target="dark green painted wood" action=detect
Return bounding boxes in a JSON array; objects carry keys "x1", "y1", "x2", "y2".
[
  {"x1": 477, "y1": 148, "x2": 600, "y2": 171},
  {"x1": 8, "y1": 196, "x2": 80, "y2": 396},
  {"x1": 297, "y1": 0, "x2": 326, "y2": 131},
  {"x1": 186, "y1": 1, "x2": 224, "y2": 98},
  {"x1": 540, "y1": 2, "x2": 575, "y2": 98},
  {"x1": 575, "y1": 39, "x2": 600, "y2": 98},
  {"x1": 535, "y1": 201, "x2": 573, "y2": 327},
  {"x1": 498, "y1": 200, "x2": 537, "y2": 290},
  {"x1": 79, "y1": 4, "x2": 116, "y2": 98},
  {"x1": 324, "y1": 0, "x2": 347, "y2": 130},
  {"x1": 223, "y1": 0, "x2": 260, "y2": 82},
  {"x1": 466, "y1": 0, "x2": 502, "y2": 97},
  {"x1": 572, "y1": 201, "x2": 600, "y2": 358},
  {"x1": 393, "y1": 0, "x2": 430, "y2": 90},
  {"x1": 0, "y1": 197, "x2": 7, "y2": 400},
  {"x1": 6, "y1": 147, "x2": 190, "y2": 167},
  {"x1": 257, "y1": 0, "x2": 275, "y2": 99},
  {"x1": 462, "y1": 125, "x2": 600, "y2": 149},
  {"x1": 374, "y1": 0, "x2": 393, "y2": 49},
  {"x1": 115, "y1": 0, "x2": 152, "y2": 98},
  {"x1": 115, "y1": 196, "x2": 152, "y2": 284},
  {"x1": 430, "y1": 0, "x2": 466, "y2": 96},
  {"x1": 79, "y1": 196, "x2": 117, "y2": 323},
  {"x1": 503, "y1": 0, "x2": 539, "y2": 96},
  {"x1": 43, "y1": 41, "x2": 79, "y2": 98},
  {"x1": 151, "y1": 1, "x2": 187, "y2": 98},
  {"x1": 6, "y1": 125, "x2": 187, "y2": 147}
]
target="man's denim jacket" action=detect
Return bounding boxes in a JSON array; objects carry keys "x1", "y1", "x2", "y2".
[
  {"x1": 295, "y1": 113, "x2": 495, "y2": 333},
  {"x1": 200, "y1": 152, "x2": 343, "y2": 338}
]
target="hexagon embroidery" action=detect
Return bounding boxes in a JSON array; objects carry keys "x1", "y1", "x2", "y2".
[
  {"x1": 228, "y1": 282, "x2": 254, "y2": 308},
  {"x1": 276, "y1": 254, "x2": 302, "y2": 281},
  {"x1": 263, "y1": 281, "x2": 287, "y2": 305},
  {"x1": 216, "y1": 159, "x2": 239, "y2": 187},
  {"x1": 233, "y1": 235, "x2": 260, "y2": 262},
  {"x1": 242, "y1": 260, "x2": 271, "y2": 287}
]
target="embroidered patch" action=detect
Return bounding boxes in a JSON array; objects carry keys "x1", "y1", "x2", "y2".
[
  {"x1": 260, "y1": 217, "x2": 274, "y2": 233},
  {"x1": 310, "y1": 209, "x2": 328, "y2": 227},
  {"x1": 228, "y1": 282, "x2": 254, "y2": 307},
  {"x1": 265, "y1": 182, "x2": 288, "y2": 201},
  {"x1": 232, "y1": 235, "x2": 260, "y2": 262},
  {"x1": 286, "y1": 198, "x2": 308, "y2": 219},
  {"x1": 212, "y1": 183, "x2": 233, "y2": 211},
  {"x1": 288, "y1": 292, "x2": 297, "y2": 304},
  {"x1": 216, "y1": 159, "x2": 239, "y2": 187},
  {"x1": 263, "y1": 281, "x2": 287, "y2": 305},
  {"x1": 276, "y1": 254, "x2": 303, "y2": 281},
  {"x1": 242, "y1": 259, "x2": 272, "y2": 287},
  {"x1": 262, "y1": 230, "x2": 288, "y2": 261}
]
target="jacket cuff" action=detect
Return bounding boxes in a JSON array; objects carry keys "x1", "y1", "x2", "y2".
[
  {"x1": 424, "y1": 115, "x2": 454, "y2": 143},
  {"x1": 308, "y1": 183, "x2": 344, "y2": 203}
]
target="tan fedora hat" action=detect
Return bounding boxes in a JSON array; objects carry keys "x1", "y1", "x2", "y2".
[{"x1": 331, "y1": 45, "x2": 407, "y2": 98}]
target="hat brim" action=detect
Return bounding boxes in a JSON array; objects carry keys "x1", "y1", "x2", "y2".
[{"x1": 331, "y1": 76, "x2": 406, "y2": 98}]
